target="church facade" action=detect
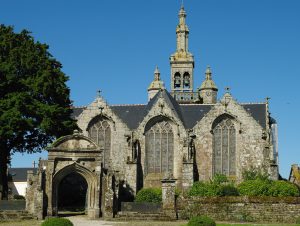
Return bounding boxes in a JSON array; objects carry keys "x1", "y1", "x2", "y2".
[{"x1": 26, "y1": 6, "x2": 278, "y2": 219}]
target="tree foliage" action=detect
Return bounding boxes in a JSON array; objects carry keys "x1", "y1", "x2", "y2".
[{"x1": 0, "y1": 24, "x2": 76, "y2": 199}]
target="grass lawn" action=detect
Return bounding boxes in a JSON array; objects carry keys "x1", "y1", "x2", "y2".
[
  {"x1": 119, "y1": 222, "x2": 296, "y2": 226},
  {"x1": 0, "y1": 219, "x2": 297, "y2": 226},
  {"x1": 0, "y1": 220, "x2": 41, "y2": 226},
  {"x1": 119, "y1": 222, "x2": 299, "y2": 226}
]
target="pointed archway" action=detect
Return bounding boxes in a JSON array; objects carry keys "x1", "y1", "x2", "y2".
[
  {"x1": 57, "y1": 172, "x2": 88, "y2": 214},
  {"x1": 52, "y1": 163, "x2": 99, "y2": 218}
]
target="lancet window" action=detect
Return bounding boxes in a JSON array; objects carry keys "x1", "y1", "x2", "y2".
[
  {"x1": 88, "y1": 117, "x2": 111, "y2": 168},
  {"x1": 145, "y1": 120, "x2": 174, "y2": 175},
  {"x1": 213, "y1": 117, "x2": 236, "y2": 176}
]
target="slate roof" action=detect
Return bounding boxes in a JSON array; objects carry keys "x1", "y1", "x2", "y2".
[
  {"x1": 242, "y1": 104, "x2": 266, "y2": 129},
  {"x1": 180, "y1": 104, "x2": 213, "y2": 129},
  {"x1": 71, "y1": 91, "x2": 269, "y2": 130},
  {"x1": 110, "y1": 105, "x2": 147, "y2": 129},
  {"x1": 8, "y1": 168, "x2": 37, "y2": 182}
]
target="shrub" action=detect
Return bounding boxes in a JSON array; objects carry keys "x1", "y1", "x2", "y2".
[
  {"x1": 268, "y1": 180, "x2": 300, "y2": 197},
  {"x1": 238, "y1": 179, "x2": 299, "y2": 197},
  {"x1": 238, "y1": 179, "x2": 271, "y2": 196},
  {"x1": 212, "y1": 174, "x2": 228, "y2": 184},
  {"x1": 188, "y1": 174, "x2": 239, "y2": 197},
  {"x1": 242, "y1": 169, "x2": 269, "y2": 181},
  {"x1": 41, "y1": 218, "x2": 74, "y2": 226},
  {"x1": 220, "y1": 184, "x2": 239, "y2": 196},
  {"x1": 188, "y1": 181, "x2": 222, "y2": 197},
  {"x1": 296, "y1": 216, "x2": 300, "y2": 224},
  {"x1": 135, "y1": 188, "x2": 162, "y2": 203},
  {"x1": 187, "y1": 215, "x2": 216, "y2": 226},
  {"x1": 13, "y1": 194, "x2": 25, "y2": 200}
]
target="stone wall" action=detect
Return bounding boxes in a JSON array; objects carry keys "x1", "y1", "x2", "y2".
[
  {"x1": 193, "y1": 94, "x2": 272, "y2": 182},
  {"x1": 177, "y1": 196, "x2": 300, "y2": 223}
]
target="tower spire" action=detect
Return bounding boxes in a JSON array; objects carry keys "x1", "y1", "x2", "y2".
[
  {"x1": 199, "y1": 66, "x2": 218, "y2": 104},
  {"x1": 148, "y1": 66, "x2": 165, "y2": 101},
  {"x1": 170, "y1": 4, "x2": 195, "y2": 103}
]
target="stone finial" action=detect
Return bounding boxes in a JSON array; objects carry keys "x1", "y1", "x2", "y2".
[
  {"x1": 225, "y1": 86, "x2": 231, "y2": 93},
  {"x1": 199, "y1": 66, "x2": 218, "y2": 91},
  {"x1": 154, "y1": 66, "x2": 160, "y2": 81},
  {"x1": 97, "y1": 90, "x2": 102, "y2": 97},
  {"x1": 205, "y1": 66, "x2": 212, "y2": 80},
  {"x1": 148, "y1": 66, "x2": 165, "y2": 101}
]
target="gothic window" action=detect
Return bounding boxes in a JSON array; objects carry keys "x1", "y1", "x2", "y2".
[
  {"x1": 88, "y1": 117, "x2": 111, "y2": 168},
  {"x1": 213, "y1": 117, "x2": 236, "y2": 176},
  {"x1": 145, "y1": 120, "x2": 174, "y2": 175},
  {"x1": 174, "y1": 72, "x2": 181, "y2": 88},
  {"x1": 183, "y1": 72, "x2": 190, "y2": 89}
]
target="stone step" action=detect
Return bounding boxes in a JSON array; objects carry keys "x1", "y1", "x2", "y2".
[
  {"x1": 0, "y1": 210, "x2": 34, "y2": 221},
  {"x1": 113, "y1": 211, "x2": 175, "y2": 221}
]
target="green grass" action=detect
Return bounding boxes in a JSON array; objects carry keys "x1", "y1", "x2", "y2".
[
  {"x1": 119, "y1": 222, "x2": 297, "y2": 226},
  {"x1": 217, "y1": 225, "x2": 296, "y2": 226},
  {"x1": 0, "y1": 220, "x2": 41, "y2": 226}
]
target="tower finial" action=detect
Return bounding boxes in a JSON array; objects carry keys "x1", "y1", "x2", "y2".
[
  {"x1": 181, "y1": 0, "x2": 184, "y2": 8},
  {"x1": 205, "y1": 65, "x2": 212, "y2": 80},
  {"x1": 97, "y1": 90, "x2": 102, "y2": 98},
  {"x1": 154, "y1": 66, "x2": 160, "y2": 81}
]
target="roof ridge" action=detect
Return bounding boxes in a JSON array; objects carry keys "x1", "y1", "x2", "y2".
[
  {"x1": 179, "y1": 104, "x2": 215, "y2": 106},
  {"x1": 110, "y1": 104, "x2": 146, "y2": 107},
  {"x1": 240, "y1": 102, "x2": 266, "y2": 105},
  {"x1": 71, "y1": 106, "x2": 87, "y2": 108}
]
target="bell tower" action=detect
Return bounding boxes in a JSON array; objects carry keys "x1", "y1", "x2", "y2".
[{"x1": 170, "y1": 5, "x2": 195, "y2": 103}]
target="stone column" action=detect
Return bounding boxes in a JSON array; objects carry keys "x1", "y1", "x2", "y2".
[
  {"x1": 126, "y1": 160, "x2": 137, "y2": 195},
  {"x1": 182, "y1": 160, "x2": 193, "y2": 191},
  {"x1": 25, "y1": 170, "x2": 34, "y2": 214},
  {"x1": 161, "y1": 175, "x2": 177, "y2": 219},
  {"x1": 103, "y1": 172, "x2": 116, "y2": 218}
]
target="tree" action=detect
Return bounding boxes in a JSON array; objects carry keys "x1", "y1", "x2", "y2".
[{"x1": 0, "y1": 25, "x2": 76, "y2": 199}]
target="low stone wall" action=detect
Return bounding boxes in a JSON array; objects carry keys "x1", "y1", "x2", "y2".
[
  {"x1": 121, "y1": 202, "x2": 161, "y2": 213},
  {"x1": 177, "y1": 196, "x2": 300, "y2": 223},
  {"x1": 0, "y1": 200, "x2": 25, "y2": 210}
]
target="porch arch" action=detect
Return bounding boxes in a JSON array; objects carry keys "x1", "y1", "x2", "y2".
[{"x1": 52, "y1": 163, "x2": 99, "y2": 216}]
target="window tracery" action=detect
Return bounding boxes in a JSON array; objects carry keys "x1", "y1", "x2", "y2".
[
  {"x1": 145, "y1": 121, "x2": 174, "y2": 174},
  {"x1": 88, "y1": 118, "x2": 111, "y2": 168},
  {"x1": 213, "y1": 118, "x2": 236, "y2": 176}
]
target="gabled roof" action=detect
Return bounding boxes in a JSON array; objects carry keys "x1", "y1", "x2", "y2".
[
  {"x1": 145, "y1": 89, "x2": 184, "y2": 124},
  {"x1": 242, "y1": 103, "x2": 266, "y2": 129},
  {"x1": 71, "y1": 98, "x2": 268, "y2": 130},
  {"x1": 111, "y1": 105, "x2": 147, "y2": 129},
  {"x1": 8, "y1": 168, "x2": 37, "y2": 182},
  {"x1": 180, "y1": 104, "x2": 213, "y2": 129},
  {"x1": 71, "y1": 107, "x2": 85, "y2": 119}
]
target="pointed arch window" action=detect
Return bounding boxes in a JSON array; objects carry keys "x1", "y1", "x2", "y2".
[
  {"x1": 145, "y1": 120, "x2": 174, "y2": 174},
  {"x1": 174, "y1": 72, "x2": 181, "y2": 88},
  {"x1": 213, "y1": 117, "x2": 236, "y2": 176},
  {"x1": 183, "y1": 72, "x2": 190, "y2": 89},
  {"x1": 88, "y1": 117, "x2": 111, "y2": 168}
]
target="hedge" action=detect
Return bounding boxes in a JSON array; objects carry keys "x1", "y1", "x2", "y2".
[
  {"x1": 135, "y1": 188, "x2": 162, "y2": 203},
  {"x1": 238, "y1": 179, "x2": 300, "y2": 197},
  {"x1": 187, "y1": 215, "x2": 216, "y2": 226},
  {"x1": 41, "y1": 218, "x2": 74, "y2": 226}
]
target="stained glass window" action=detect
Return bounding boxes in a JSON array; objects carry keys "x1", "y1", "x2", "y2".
[
  {"x1": 145, "y1": 121, "x2": 174, "y2": 174},
  {"x1": 213, "y1": 118, "x2": 236, "y2": 176},
  {"x1": 88, "y1": 118, "x2": 111, "y2": 168}
]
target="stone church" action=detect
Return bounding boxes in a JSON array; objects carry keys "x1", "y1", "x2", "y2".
[{"x1": 26, "y1": 5, "x2": 279, "y2": 219}]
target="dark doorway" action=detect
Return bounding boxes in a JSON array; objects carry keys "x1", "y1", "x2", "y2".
[{"x1": 58, "y1": 172, "x2": 88, "y2": 214}]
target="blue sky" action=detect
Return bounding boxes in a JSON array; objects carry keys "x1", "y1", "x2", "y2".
[{"x1": 1, "y1": 0, "x2": 299, "y2": 178}]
